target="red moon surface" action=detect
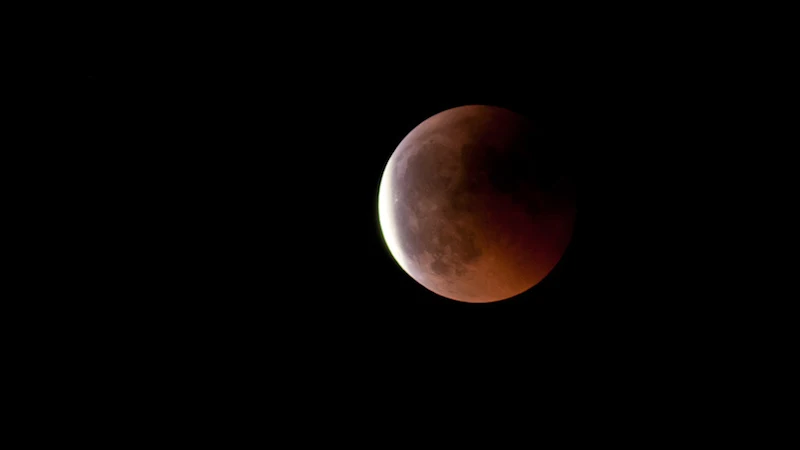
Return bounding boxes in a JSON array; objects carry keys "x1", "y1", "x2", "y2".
[{"x1": 378, "y1": 105, "x2": 576, "y2": 303}]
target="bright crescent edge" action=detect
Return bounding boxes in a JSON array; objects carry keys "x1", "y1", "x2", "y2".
[{"x1": 378, "y1": 154, "x2": 411, "y2": 275}]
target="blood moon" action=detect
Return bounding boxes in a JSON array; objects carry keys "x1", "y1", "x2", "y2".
[{"x1": 378, "y1": 105, "x2": 576, "y2": 303}]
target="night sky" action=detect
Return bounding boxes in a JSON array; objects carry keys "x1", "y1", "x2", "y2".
[
  {"x1": 34, "y1": 14, "x2": 774, "y2": 435},
  {"x1": 78, "y1": 44, "x2": 715, "y2": 392}
]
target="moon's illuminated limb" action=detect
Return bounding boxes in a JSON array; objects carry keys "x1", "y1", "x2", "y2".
[{"x1": 378, "y1": 156, "x2": 410, "y2": 274}]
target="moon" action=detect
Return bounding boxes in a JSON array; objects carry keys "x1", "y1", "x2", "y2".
[{"x1": 378, "y1": 105, "x2": 576, "y2": 303}]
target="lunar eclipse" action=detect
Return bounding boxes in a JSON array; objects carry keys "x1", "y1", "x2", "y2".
[{"x1": 378, "y1": 105, "x2": 577, "y2": 303}]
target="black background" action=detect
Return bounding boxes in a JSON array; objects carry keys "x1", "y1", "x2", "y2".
[
  {"x1": 71, "y1": 32, "x2": 754, "y2": 415},
  {"x1": 10, "y1": 7, "x2": 782, "y2": 438}
]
